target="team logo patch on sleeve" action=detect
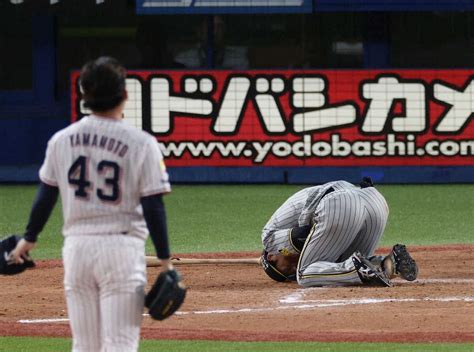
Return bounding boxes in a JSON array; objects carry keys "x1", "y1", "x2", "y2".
[{"x1": 159, "y1": 160, "x2": 167, "y2": 171}]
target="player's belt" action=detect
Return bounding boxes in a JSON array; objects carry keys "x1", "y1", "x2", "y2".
[
  {"x1": 321, "y1": 187, "x2": 335, "y2": 198},
  {"x1": 359, "y1": 176, "x2": 374, "y2": 188}
]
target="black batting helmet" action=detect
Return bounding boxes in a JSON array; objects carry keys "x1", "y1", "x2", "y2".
[
  {"x1": 0, "y1": 235, "x2": 35, "y2": 275},
  {"x1": 260, "y1": 250, "x2": 296, "y2": 282}
]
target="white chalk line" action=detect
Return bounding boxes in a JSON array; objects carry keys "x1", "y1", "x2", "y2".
[
  {"x1": 19, "y1": 318, "x2": 70, "y2": 324},
  {"x1": 18, "y1": 296, "x2": 473, "y2": 324},
  {"x1": 280, "y1": 278, "x2": 474, "y2": 304},
  {"x1": 17, "y1": 278, "x2": 474, "y2": 324},
  {"x1": 396, "y1": 278, "x2": 474, "y2": 284},
  {"x1": 280, "y1": 293, "x2": 474, "y2": 305}
]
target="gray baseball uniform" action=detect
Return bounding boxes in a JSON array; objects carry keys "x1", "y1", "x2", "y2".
[{"x1": 262, "y1": 180, "x2": 389, "y2": 287}]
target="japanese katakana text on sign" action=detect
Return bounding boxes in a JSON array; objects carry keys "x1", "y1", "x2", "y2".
[{"x1": 72, "y1": 70, "x2": 474, "y2": 167}]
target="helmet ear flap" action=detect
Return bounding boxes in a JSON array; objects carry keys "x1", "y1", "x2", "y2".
[{"x1": 260, "y1": 251, "x2": 288, "y2": 282}]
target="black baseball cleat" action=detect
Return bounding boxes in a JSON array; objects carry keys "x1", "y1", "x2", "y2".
[
  {"x1": 391, "y1": 244, "x2": 418, "y2": 281},
  {"x1": 352, "y1": 252, "x2": 392, "y2": 287}
]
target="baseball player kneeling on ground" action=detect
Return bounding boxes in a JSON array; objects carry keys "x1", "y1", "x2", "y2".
[
  {"x1": 260, "y1": 178, "x2": 418, "y2": 287},
  {"x1": 9, "y1": 56, "x2": 184, "y2": 352}
]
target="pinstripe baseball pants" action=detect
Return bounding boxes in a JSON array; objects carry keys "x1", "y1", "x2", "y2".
[
  {"x1": 297, "y1": 187, "x2": 389, "y2": 287},
  {"x1": 63, "y1": 235, "x2": 147, "y2": 352}
]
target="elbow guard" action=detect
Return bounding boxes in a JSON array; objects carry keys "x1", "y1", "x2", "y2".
[{"x1": 289, "y1": 225, "x2": 313, "y2": 253}]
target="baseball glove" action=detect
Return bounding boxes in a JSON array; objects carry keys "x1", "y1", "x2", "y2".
[
  {"x1": 145, "y1": 269, "x2": 186, "y2": 321},
  {"x1": 0, "y1": 235, "x2": 35, "y2": 275}
]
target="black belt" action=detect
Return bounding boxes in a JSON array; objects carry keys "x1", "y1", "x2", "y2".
[
  {"x1": 322, "y1": 186, "x2": 335, "y2": 198},
  {"x1": 321, "y1": 177, "x2": 374, "y2": 200},
  {"x1": 360, "y1": 177, "x2": 374, "y2": 189}
]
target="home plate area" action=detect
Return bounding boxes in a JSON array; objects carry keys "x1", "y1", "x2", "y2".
[{"x1": 0, "y1": 245, "x2": 473, "y2": 343}]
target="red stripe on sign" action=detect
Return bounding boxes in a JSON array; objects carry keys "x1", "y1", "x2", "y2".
[{"x1": 71, "y1": 69, "x2": 474, "y2": 167}]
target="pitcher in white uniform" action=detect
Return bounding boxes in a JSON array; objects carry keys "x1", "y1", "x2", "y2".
[
  {"x1": 11, "y1": 56, "x2": 180, "y2": 351},
  {"x1": 260, "y1": 178, "x2": 419, "y2": 287}
]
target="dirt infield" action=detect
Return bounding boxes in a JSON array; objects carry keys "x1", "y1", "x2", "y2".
[{"x1": 0, "y1": 245, "x2": 473, "y2": 343}]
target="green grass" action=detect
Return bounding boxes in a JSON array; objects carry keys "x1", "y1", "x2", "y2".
[
  {"x1": 0, "y1": 337, "x2": 472, "y2": 352},
  {"x1": 0, "y1": 186, "x2": 65, "y2": 259},
  {"x1": 380, "y1": 185, "x2": 473, "y2": 245},
  {"x1": 0, "y1": 185, "x2": 472, "y2": 350},
  {"x1": 0, "y1": 184, "x2": 472, "y2": 259}
]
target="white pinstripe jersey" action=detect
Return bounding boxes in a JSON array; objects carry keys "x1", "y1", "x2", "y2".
[
  {"x1": 39, "y1": 115, "x2": 171, "y2": 240},
  {"x1": 262, "y1": 181, "x2": 357, "y2": 254}
]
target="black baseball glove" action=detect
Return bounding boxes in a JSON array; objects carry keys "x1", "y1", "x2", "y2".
[
  {"x1": 145, "y1": 268, "x2": 186, "y2": 321},
  {"x1": 0, "y1": 235, "x2": 35, "y2": 275}
]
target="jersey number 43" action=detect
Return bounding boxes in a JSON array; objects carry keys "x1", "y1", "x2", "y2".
[{"x1": 68, "y1": 155, "x2": 121, "y2": 203}]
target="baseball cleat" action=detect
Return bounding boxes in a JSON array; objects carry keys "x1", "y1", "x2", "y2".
[
  {"x1": 391, "y1": 244, "x2": 418, "y2": 281},
  {"x1": 352, "y1": 252, "x2": 392, "y2": 287}
]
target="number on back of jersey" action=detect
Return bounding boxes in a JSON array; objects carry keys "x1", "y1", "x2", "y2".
[{"x1": 68, "y1": 155, "x2": 121, "y2": 203}]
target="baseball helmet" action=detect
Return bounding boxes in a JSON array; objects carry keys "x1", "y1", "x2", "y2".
[
  {"x1": 260, "y1": 250, "x2": 296, "y2": 282},
  {"x1": 0, "y1": 235, "x2": 35, "y2": 275}
]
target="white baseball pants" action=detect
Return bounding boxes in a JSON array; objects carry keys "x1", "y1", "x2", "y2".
[{"x1": 63, "y1": 235, "x2": 147, "y2": 352}]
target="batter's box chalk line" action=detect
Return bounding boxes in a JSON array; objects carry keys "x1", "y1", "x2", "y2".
[
  {"x1": 18, "y1": 293, "x2": 474, "y2": 324},
  {"x1": 395, "y1": 278, "x2": 474, "y2": 284},
  {"x1": 279, "y1": 290, "x2": 474, "y2": 306},
  {"x1": 16, "y1": 278, "x2": 474, "y2": 323},
  {"x1": 279, "y1": 277, "x2": 474, "y2": 306}
]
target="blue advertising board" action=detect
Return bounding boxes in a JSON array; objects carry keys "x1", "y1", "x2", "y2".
[
  {"x1": 136, "y1": 0, "x2": 313, "y2": 14},
  {"x1": 315, "y1": 0, "x2": 474, "y2": 12},
  {"x1": 137, "y1": 0, "x2": 474, "y2": 14}
]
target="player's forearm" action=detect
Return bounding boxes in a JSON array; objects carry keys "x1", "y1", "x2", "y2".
[
  {"x1": 263, "y1": 225, "x2": 312, "y2": 255},
  {"x1": 262, "y1": 228, "x2": 294, "y2": 254},
  {"x1": 140, "y1": 194, "x2": 170, "y2": 259},
  {"x1": 24, "y1": 182, "x2": 59, "y2": 242}
]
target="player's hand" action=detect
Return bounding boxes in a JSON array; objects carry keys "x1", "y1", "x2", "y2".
[
  {"x1": 160, "y1": 258, "x2": 174, "y2": 272},
  {"x1": 9, "y1": 238, "x2": 36, "y2": 264}
]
